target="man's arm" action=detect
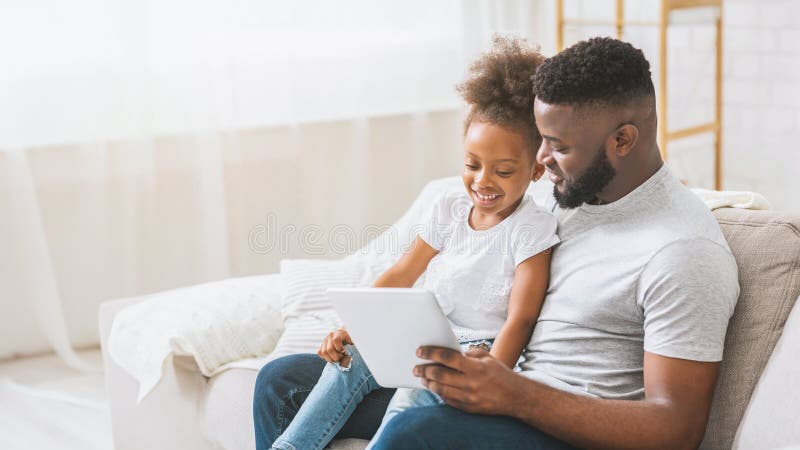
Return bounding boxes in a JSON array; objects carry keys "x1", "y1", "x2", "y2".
[{"x1": 414, "y1": 348, "x2": 718, "y2": 450}]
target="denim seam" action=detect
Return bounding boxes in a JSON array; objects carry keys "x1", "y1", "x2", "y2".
[
  {"x1": 271, "y1": 437, "x2": 298, "y2": 450},
  {"x1": 277, "y1": 386, "x2": 312, "y2": 436},
  {"x1": 313, "y1": 372, "x2": 376, "y2": 449}
]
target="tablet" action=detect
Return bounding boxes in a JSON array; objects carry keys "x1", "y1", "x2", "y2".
[{"x1": 327, "y1": 287, "x2": 461, "y2": 389}]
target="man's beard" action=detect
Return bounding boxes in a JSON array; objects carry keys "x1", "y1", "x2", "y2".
[{"x1": 553, "y1": 146, "x2": 616, "y2": 209}]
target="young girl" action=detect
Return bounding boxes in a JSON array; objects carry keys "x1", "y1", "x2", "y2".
[{"x1": 270, "y1": 36, "x2": 558, "y2": 450}]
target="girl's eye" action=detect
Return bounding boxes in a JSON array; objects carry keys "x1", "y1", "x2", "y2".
[
  {"x1": 553, "y1": 147, "x2": 568, "y2": 153},
  {"x1": 465, "y1": 164, "x2": 479, "y2": 170},
  {"x1": 496, "y1": 171, "x2": 513, "y2": 177}
]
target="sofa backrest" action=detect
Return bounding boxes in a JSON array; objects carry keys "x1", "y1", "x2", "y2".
[{"x1": 700, "y1": 208, "x2": 800, "y2": 450}]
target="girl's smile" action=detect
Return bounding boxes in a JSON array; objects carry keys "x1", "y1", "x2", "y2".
[{"x1": 472, "y1": 190, "x2": 503, "y2": 208}]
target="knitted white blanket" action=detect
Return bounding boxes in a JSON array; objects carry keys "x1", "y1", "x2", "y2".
[
  {"x1": 691, "y1": 188, "x2": 771, "y2": 211},
  {"x1": 108, "y1": 275, "x2": 284, "y2": 402}
]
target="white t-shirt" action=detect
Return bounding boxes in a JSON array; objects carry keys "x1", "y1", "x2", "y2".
[
  {"x1": 520, "y1": 165, "x2": 740, "y2": 400},
  {"x1": 418, "y1": 191, "x2": 559, "y2": 342}
]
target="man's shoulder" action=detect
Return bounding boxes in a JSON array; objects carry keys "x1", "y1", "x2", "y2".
[{"x1": 655, "y1": 175, "x2": 730, "y2": 247}]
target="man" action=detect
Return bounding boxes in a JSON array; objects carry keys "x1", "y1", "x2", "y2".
[{"x1": 253, "y1": 37, "x2": 739, "y2": 450}]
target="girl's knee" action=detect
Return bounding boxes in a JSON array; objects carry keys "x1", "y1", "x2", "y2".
[
  {"x1": 254, "y1": 353, "x2": 321, "y2": 401},
  {"x1": 254, "y1": 359, "x2": 282, "y2": 400}
]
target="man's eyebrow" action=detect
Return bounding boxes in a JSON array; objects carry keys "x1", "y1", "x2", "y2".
[{"x1": 541, "y1": 134, "x2": 563, "y2": 143}]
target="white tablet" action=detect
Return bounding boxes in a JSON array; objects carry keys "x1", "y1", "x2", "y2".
[{"x1": 327, "y1": 287, "x2": 461, "y2": 389}]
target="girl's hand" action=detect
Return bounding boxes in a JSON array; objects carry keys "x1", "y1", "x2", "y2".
[{"x1": 317, "y1": 329, "x2": 354, "y2": 365}]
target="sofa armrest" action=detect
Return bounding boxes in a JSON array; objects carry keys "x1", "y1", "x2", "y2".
[
  {"x1": 99, "y1": 296, "x2": 146, "y2": 355},
  {"x1": 100, "y1": 296, "x2": 214, "y2": 450},
  {"x1": 733, "y1": 297, "x2": 800, "y2": 449}
]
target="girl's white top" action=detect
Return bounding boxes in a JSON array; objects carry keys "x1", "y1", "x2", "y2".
[{"x1": 419, "y1": 191, "x2": 560, "y2": 342}]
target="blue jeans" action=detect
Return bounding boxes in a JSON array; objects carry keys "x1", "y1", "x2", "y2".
[
  {"x1": 253, "y1": 352, "x2": 578, "y2": 450},
  {"x1": 253, "y1": 351, "x2": 395, "y2": 450}
]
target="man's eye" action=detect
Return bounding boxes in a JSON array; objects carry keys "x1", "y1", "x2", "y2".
[
  {"x1": 553, "y1": 147, "x2": 568, "y2": 153},
  {"x1": 465, "y1": 164, "x2": 479, "y2": 170}
]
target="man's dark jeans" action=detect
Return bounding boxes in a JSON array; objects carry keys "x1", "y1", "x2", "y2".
[{"x1": 253, "y1": 353, "x2": 578, "y2": 450}]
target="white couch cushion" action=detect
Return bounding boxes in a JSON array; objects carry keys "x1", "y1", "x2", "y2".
[{"x1": 733, "y1": 296, "x2": 800, "y2": 449}]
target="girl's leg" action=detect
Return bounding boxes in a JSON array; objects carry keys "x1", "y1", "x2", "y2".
[
  {"x1": 364, "y1": 387, "x2": 443, "y2": 450},
  {"x1": 272, "y1": 345, "x2": 381, "y2": 450}
]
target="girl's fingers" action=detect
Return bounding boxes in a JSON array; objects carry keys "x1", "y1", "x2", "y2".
[
  {"x1": 332, "y1": 337, "x2": 345, "y2": 353},
  {"x1": 325, "y1": 343, "x2": 343, "y2": 362}
]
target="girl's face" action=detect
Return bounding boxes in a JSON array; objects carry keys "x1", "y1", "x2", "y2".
[{"x1": 462, "y1": 121, "x2": 543, "y2": 222}]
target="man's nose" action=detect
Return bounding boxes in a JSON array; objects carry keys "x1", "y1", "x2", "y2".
[{"x1": 536, "y1": 141, "x2": 551, "y2": 166}]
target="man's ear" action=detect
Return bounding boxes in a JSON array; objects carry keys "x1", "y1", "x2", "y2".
[
  {"x1": 614, "y1": 124, "x2": 639, "y2": 157},
  {"x1": 532, "y1": 163, "x2": 545, "y2": 182}
]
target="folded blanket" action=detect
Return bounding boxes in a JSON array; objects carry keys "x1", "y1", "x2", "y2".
[
  {"x1": 108, "y1": 275, "x2": 284, "y2": 402},
  {"x1": 692, "y1": 188, "x2": 771, "y2": 211}
]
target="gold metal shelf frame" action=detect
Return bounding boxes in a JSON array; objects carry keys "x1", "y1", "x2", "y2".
[{"x1": 556, "y1": 0, "x2": 723, "y2": 189}]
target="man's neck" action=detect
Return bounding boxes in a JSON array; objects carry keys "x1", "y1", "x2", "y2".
[{"x1": 596, "y1": 157, "x2": 664, "y2": 205}]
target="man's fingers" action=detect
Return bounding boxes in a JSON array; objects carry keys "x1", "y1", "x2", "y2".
[
  {"x1": 413, "y1": 362, "x2": 468, "y2": 388},
  {"x1": 425, "y1": 379, "x2": 471, "y2": 405},
  {"x1": 417, "y1": 346, "x2": 471, "y2": 371}
]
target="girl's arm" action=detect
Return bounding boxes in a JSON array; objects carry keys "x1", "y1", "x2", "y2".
[
  {"x1": 320, "y1": 236, "x2": 437, "y2": 365},
  {"x1": 489, "y1": 249, "x2": 552, "y2": 368},
  {"x1": 373, "y1": 236, "x2": 439, "y2": 288}
]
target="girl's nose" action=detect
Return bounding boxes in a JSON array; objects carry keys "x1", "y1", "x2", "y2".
[{"x1": 475, "y1": 170, "x2": 493, "y2": 187}]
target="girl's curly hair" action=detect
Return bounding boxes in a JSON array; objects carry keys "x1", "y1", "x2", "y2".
[{"x1": 456, "y1": 36, "x2": 545, "y2": 154}]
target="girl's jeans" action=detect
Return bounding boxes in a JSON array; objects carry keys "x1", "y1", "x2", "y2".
[{"x1": 270, "y1": 341, "x2": 492, "y2": 450}]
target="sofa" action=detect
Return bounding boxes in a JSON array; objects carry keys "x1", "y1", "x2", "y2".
[{"x1": 99, "y1": 179, "x2": 800, "y2": 450}]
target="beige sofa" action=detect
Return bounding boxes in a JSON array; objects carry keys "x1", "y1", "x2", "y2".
[{"x1": 100, "y1": 207, "x2": 800, "y2": 450}]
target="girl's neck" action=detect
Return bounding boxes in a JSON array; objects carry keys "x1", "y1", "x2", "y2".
[{"x1": 468, "y1": 195, "x2": 525, "y2": 231}]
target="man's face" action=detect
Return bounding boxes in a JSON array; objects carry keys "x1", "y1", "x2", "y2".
[{"x1": 533, "y1": 99, "x2": 617, "y2": 208}]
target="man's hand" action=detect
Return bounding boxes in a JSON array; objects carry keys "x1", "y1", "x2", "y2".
[
  {"x1": 317, "y1": 329, "x2": 353, "y2": 366},
  {"x1": 413, "y1": 346, "x2": 522, "y2": 415}
]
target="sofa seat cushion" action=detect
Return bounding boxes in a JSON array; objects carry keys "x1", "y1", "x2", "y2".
[{"x1": 701, "y1": 208, "x2": 800, "y2": 450}]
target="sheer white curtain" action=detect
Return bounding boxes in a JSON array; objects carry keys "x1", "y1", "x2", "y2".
[{"x1": 0, "y1": 0, "x2": 547, "y2": 367}]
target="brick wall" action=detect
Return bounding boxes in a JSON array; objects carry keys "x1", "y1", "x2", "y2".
[
  {"x1": 536, "y1": 0, "x2": 800, "y2": 210},
  {"x1": 722, "y1": 0, "x2": 800, "y2": 210}
]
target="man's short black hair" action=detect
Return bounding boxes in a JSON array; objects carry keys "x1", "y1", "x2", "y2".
[{"x1": 532, "y1": 37, "x2": 655, "y2": 108}]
